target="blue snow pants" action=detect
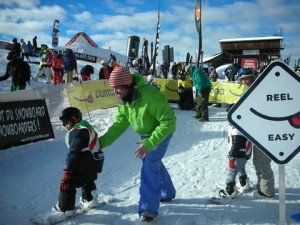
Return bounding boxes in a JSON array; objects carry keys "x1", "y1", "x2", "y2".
[{"x1": 138, "y1": 134, "x2": 176, "y2": 216}]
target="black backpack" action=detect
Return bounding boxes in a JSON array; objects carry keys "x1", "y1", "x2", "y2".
[{"x1": 23, "y1": 61, "x2": 31, "y2": 84}]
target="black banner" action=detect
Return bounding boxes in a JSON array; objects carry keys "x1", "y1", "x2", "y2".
[
  {"x1": 74, "y1": 52, "x2": 97, "y2": 63},
  {"x1": 151, "y1": 5, "x2": 160, "y2": 75},
  {"x1": 0, "y1": 99, "x2": 54, "y2": 150},
  {"x1": 52, "y1": 20, "x2": 59, "y2": 48}
]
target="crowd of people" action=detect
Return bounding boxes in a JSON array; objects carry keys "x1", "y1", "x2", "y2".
[
  {"x1": 0, "y1": 37, "x2": 123, "y2": 87},
  {"x1": 0, "y1": 38, "x2": 278, "y2": 223}
]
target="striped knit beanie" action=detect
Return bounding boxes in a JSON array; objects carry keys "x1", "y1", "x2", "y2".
[{"x1": 109, "y1": 67, "x2": 133, "y2": 87}]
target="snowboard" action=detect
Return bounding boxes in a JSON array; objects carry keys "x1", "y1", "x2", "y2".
[
  {"x1": 207, "y1": 196, "x2": 233, "y2": 205},
  {"x1": 29, "y1": 194, "x2": 113, "y2": 225},
  {"x1": 29, "y1": 204, "x2": 103, "y2": 225},
  {"x1": 208, "y1": 183, "x2": 253, "y2": 205}
]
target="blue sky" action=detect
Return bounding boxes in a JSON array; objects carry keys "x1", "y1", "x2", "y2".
[{"x1": 0, "y1": 0, "x2": 299, "y2": 66}]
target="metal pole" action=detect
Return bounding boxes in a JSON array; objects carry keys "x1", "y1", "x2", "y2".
[{"x1": 278, "y1": 164, "x2": 286, "y2": 225}]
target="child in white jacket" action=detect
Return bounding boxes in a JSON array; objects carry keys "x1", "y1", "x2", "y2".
[{"x1": 219, "y1": 124, "x2": 252, "y2": 198}]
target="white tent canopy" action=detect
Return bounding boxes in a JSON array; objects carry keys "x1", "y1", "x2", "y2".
[{"x1": 61, "y1": 32, "x2": 128, "y2": 65}]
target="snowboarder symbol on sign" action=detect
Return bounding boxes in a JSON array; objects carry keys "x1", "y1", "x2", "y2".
[{"x1": 228, "y1": 61, "x2": 300, "y2": 164}]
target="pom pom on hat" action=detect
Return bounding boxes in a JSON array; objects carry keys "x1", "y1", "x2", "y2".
[{"x1": 109, "y1": 67, "x2": 133, "y2": 87}]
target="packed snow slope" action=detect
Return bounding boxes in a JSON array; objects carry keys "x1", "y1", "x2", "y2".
[{"x1": 0, "y1": 105, "x2": 300, "y2": 225}]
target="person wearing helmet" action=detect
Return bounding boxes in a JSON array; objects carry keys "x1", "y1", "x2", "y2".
[
  {"x1": 52, "y1": 107, "x2": 104, "y2": 215},
  {"x1": 218, "y1": 121, "x2": 253, "y2": 198},
  {"x1": 99, "y1": 67, "x2": 176, "y2": 222},
  {"x1": 99, "y1": 59, "x2": 112, "y2": 79}
]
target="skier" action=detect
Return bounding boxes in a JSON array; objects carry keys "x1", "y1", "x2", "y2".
[
  {"x1": 99, "y1": 67, "x2": 176, "y2": 223},
  {"x1": 53, "y1": 107, "x2": 104, "y2": 216}
]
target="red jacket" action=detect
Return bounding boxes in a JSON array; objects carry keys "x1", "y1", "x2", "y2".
[{"x1": 51, "y1": 56, "x2": 64, "y2": 71}]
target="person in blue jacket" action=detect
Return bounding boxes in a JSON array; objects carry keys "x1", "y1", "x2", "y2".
[
  {"x1": 63, "y1": 48, "x2": 78, "y2": 83},
  {"x1": 99, "y1": 67, "x2": 176, "y2": 223}
]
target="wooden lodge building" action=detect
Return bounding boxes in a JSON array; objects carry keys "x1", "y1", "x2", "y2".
[{"x1": 205, "y1": 35, "x2": 285, "y2": 70}]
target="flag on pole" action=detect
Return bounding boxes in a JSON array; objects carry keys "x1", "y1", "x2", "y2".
[
  {"x1": 52, "y1": 20, "x2": 59, "y2": 48},
  {"x1": 151, "y1": 5, "x2": 160, "y2": 75},
  {"x1": 142, "y1": 37, "x2": 151, "y2": 70},
  {"x1": 195, "y1": 0, "x2": 202, "y2": 68}
]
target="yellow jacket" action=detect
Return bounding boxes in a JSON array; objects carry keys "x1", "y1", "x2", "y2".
[{"x1": 178, "y1": 77, "x2": 192, "y2": 88}]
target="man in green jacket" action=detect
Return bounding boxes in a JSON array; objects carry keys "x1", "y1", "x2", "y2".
[
  {"x1": 99, "y1": 67, "x2": 176, "y2": 223},
  {"x1": 187, "y1": 65, "x2": 212, "y2": 121}
]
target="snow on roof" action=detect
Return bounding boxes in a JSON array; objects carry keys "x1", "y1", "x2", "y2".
[
  {"x1": 203, "y1": 53, "x2": 222, "y2": 62},
  {"x1": 219, "y1": 36, "x2": 284, "y2": 42},
  {"x1": 63, "y1": 32, "x2": 128, "y2": 64}
]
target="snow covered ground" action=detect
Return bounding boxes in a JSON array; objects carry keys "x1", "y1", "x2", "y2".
[{"x1": 0, "y1": 49, "x2": 300, "y2": 225}]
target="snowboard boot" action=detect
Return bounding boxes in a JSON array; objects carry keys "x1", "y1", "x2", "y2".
[
  {"x1": 239, "y1": 175, "x2": 247, "y2": 186},
  {"x1": 219, "y1": 182, "x2": 236, "y2": 198},
  {"x1": 237, "y1": 175, "x2": 251, "y2": 193},
  {"x1": 140, "y1": 211, "x2": 154, "y2": 223},
  {"x1": 80, "y1": 190, "x2": 98, "y2": 210},
  {"x1": 52, "y1": 203, "x2": 75, "y2": 217}
]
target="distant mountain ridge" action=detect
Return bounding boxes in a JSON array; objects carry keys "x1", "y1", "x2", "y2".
[{"x1": 0, "y1": 41, "x2": 13, "y2": 51}]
